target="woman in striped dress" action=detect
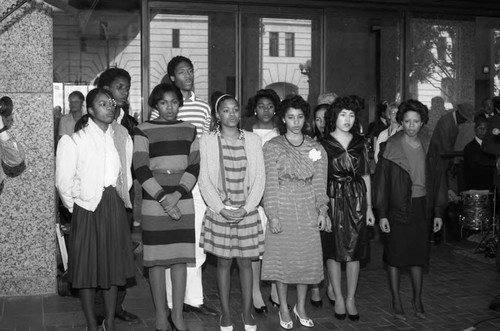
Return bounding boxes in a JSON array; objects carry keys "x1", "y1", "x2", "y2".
[
  {"x1": 261, "y1": 95, "x2": 330, "y2": 330},
  {"x1": 199, "y1": 93, "x2": 265, "y2": 331},
  {"x1": 133, "y1": 83, "x2": 199, "y2": 331}
]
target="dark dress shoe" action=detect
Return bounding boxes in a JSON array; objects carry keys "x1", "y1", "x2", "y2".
[
  {"x1": 334, "y1": 312, "x2": 346, "y2": 320},
  {"x1": 253, "y1": 304, "x2": 268, "y2": 314},
  {"x1": 183, "y1": 303, "x2": 218, "y2": 316},
  {"x1": 168, "y1": 314, "x2": 189, "y2": 331},
  {"x1": 96, "y1": 315, "x2": 105, "y2": 325},
  {"x1": 269, "y1": 295, "x2": 292, "y2": 311},
  {"x1": 348, "y1": 313, "x2": 359, "y2": 321},
  {"x1": 115, "y1": 309, "x2": 139, "y2": 321},
  {"x1": 310, "y1": 298, "x2": 323, "y2": 308},
  {"x1": 326, "y1": 294, "x2": 335, "y2": 306}
]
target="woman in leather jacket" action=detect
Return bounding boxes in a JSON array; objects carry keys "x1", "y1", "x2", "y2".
[{"x1": 374, "y1": 99, "x2": 445, "y2": 321}]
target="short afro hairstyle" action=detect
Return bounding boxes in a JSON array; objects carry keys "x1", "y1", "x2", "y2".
[
  {"x1": 245, "y1": 89, "x2": 281, "y2": 117},
  {"x1": 96, "y1": 68, "x2": 131, "y2": 88},
  {"x1": 166, "y1": 56, "x2": 193, "y2": 82},
  {"x1": 396, "y1": 99, "x2": 429, "y2": 125}
]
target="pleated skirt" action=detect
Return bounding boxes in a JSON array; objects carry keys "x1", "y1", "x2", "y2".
[
  {"x1": 200, "y1": 208, "x2": 264, "y2": 259},
  {"x1": 68, "y1": 187, "x2": 136, "y2": 289}
]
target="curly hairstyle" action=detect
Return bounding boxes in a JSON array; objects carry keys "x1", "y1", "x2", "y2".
[
  {"x1": 324, "y1": 95, "x2": 362, "y2": 134},
  {"x1": 276, "y1": 95, "x2": 310, "y2": 135},
  {"x1": 148, "y1": 83, "x2": 184, "y2": 109},
  {"x1": 166, "y1": 56, "x2": 193, "y2": 82},
  {"x1": 396, "y1": 99, "x2": 429, "y2": 125}
]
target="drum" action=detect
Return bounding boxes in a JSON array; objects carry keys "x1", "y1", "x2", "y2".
[{"x1": 459, "y1": 190, "x2": 493, "y2": 231}]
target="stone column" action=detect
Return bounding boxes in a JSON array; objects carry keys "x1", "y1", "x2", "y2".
[{"x1": 0, "y1": 0, "x2": 56, "y2": 296}]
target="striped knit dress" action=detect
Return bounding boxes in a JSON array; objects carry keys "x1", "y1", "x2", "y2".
[
  {"x1": 261, "y1": 135, "x2": 328, "y2": 284},
  {"x1": 199, "y1": 135, "x2": 265, "y2": 259},
  {"x1": 133, "y1": 120, "x2": 199, "y2": 267}
]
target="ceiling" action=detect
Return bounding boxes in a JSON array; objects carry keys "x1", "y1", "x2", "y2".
[{"x1": 53, "y1": 0, "x2": 500, "y2": 16}]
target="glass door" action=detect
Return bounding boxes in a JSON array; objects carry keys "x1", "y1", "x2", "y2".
[{"x1": 144, "y1": 2, "x2": 238, "y2": 120}]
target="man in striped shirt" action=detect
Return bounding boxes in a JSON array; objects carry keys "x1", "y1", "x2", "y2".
[{"x1": 151, "y1": 56, "x2": 217, "y2": 316}]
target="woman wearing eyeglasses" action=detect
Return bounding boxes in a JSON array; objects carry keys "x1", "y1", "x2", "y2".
[
  {"x1": 243, "y1": 89, "x2": 284, "y2": 314},
  {"x1": 56, "y1": 88, "x2": 136, "y2": 331}
]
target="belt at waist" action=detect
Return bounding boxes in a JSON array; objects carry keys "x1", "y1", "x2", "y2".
[
  {"x1": 278, "y1": 178, "x2": 312, "y2": 187},
  {"x1": 153, "y1": 169, "x2": 184, "y2": 174}
]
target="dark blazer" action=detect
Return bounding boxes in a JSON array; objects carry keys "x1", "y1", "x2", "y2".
[{"x1": 374, "y1": 131, "x2": 447, "y2": 224}]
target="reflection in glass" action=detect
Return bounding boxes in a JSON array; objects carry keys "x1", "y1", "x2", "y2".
[
  {"x1": 260, "y1": 18, "x2": 312, "y2": 100},
  {"x1": 149, "y1": 13, "x2": 209, "y2": 101},
  {"x1": 53, "y1": 7, "x2": 141, "y2": 119}
]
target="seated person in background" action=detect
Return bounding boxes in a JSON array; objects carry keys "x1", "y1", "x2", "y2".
[{"x1": 463, "y1": 115, "x2": 496, "y2": 191}]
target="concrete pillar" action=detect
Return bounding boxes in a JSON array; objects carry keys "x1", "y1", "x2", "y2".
[{"x1": 0, "y1": 0, "x2": 56, "y2": 296}]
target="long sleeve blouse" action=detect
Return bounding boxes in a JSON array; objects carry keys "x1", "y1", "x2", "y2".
[
  {"x1": 263, "y1": 136, "x2": 329, "y2": 221},
  {"x1": 198, "y1": 131, "x2": 265, "y2": 214},
  {"x1": 56, "y1": 119, "x2": 132, "y2": 213}
]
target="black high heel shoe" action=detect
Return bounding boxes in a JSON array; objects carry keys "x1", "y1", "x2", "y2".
[
  {"x1": 346, "y1": 298, "x2": 359, "y2": 321},
  {"x1": 347, "y1": 313, "x2": 359, "y2": 321},
  {"x1": 326, "y1": 294, "x2": 335, "y2": 306},
  {"x1": 334, "y1": 312, "x2": 346, "y2": 320},
  {"x1": 310, "y1": 298, "x2": 323, "y2": 308},
  {"x1": 269, "y1": 295, "x2": 292, "y2": 311},
  {"x1": 390, "y1": 302, "x2": 406, "y2": 321},
  {"x1": 334, "y1": 301, "x2": 346, "y2": 320},
  {"x1": 411, "y1": 301, "x2": 426, "y2": 320},
  {"x1": 168, "y1": 315, "x2": 189, "y2": 331},
  {"x1": 253, "y1": 304, "x2": 268, "y2": 314}
]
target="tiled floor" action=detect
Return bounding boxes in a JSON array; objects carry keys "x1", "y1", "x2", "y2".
[{"x1": 1, "y1": 233, "x2": 500, "y2": 331}]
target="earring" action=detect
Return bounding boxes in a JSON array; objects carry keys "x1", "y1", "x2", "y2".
[{"x1": 254, "y1": 112, "x2": 257, "y2": 116}]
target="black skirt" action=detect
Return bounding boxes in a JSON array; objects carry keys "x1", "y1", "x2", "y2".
[
  {"x1": 68, "y1": 187, "x2": 135, "y2": 289},
  {"x1": 383, "y1": 196, "x2": 431, "y2": 267}
]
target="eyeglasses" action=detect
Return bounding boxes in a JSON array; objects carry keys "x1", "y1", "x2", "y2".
[
  {"x1": 97, "y1": 99, "x2": 117, "y2": 108},
  {"x1": 256, "y1": 104, "x2": 275, "y2": 111}
]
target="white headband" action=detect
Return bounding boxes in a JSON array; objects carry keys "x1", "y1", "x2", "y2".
[{"x1": 215, "y1": 94, "x2": 234, "y2": 111}]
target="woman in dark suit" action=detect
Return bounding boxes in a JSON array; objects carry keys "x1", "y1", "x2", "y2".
[{"x1": 374, "y1": 99, "x2": 445, "y2": 321}]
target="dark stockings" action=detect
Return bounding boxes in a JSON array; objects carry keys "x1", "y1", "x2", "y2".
[
  {"x1": 387, "y1": 266, "x2": 403, "y2": 314},
  {"x1": 80, "y1": 286, "x2": 117, "y2": 331},
  {"x1": 388, "y1": 265, "x2": 425, "y2": 313},
  {"x1": 409, "y1": 266, "x2": 424, "y2": 312}
]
